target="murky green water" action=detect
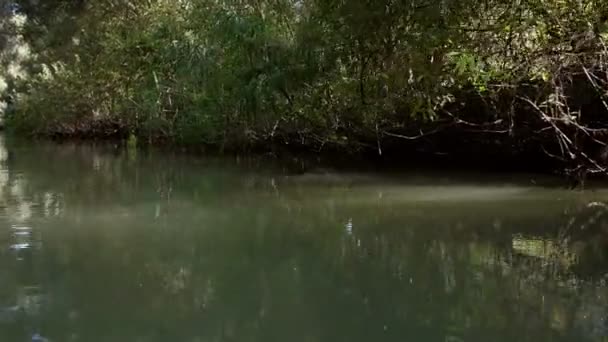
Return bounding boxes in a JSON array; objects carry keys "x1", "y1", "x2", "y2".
[{"x1": 2, "y1": 137, "x2": 608, "y2": 341}]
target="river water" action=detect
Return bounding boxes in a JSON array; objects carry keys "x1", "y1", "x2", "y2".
[{"x1": 1, "y1": 137, "x2": 608, "y2": 341}]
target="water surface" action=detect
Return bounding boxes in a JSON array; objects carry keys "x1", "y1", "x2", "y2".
[{"x1": 1, "y1": 138, "x2": 608, "y2": 341}]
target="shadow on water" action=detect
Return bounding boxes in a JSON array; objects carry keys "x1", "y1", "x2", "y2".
[{"x1": 0, "y1": 137, "x2": 608, "y2": 341}]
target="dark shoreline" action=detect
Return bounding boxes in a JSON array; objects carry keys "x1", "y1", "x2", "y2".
[{"x1": 11, "y1": 130, "x2": 573, "y2": 182}]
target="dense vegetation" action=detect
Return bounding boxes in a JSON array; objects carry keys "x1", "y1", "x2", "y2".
[{"x1": 2, "y1": 0, "x2": 608, "y2": 178}]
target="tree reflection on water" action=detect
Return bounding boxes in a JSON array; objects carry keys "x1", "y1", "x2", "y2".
[{"x1": 0, "y1": 138, "x2": 607, "y2": 341}]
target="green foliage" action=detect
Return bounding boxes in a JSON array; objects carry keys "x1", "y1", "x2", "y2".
[{"x1": 4, "y1": 0, "x2": 608, "y2": 151}]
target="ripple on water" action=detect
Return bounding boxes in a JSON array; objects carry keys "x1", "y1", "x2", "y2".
[
  {"x1": 10, "y1": 225, "x2": 31, "y2": 231},
  {"x1": 9, "y1": 242, "x2": 31, "y2": 251},
  {"x1": 7, "y1": 224, "x2": 39, "y2": 257}
]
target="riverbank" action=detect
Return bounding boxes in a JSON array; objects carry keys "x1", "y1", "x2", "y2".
[
  {"x1": 1, "y1": 97, "x2": 578, "y2": 178},
  {"x1": 9, "y1": 128, "x2": 568, "y2": 189},
  {"x1": 3, "y1": 0, "x2": 608, "y2": 184}
]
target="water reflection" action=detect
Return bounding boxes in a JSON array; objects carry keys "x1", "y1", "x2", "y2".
[{"x1": 0, "y1": 137, "x2": 606, "y2": 341}]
